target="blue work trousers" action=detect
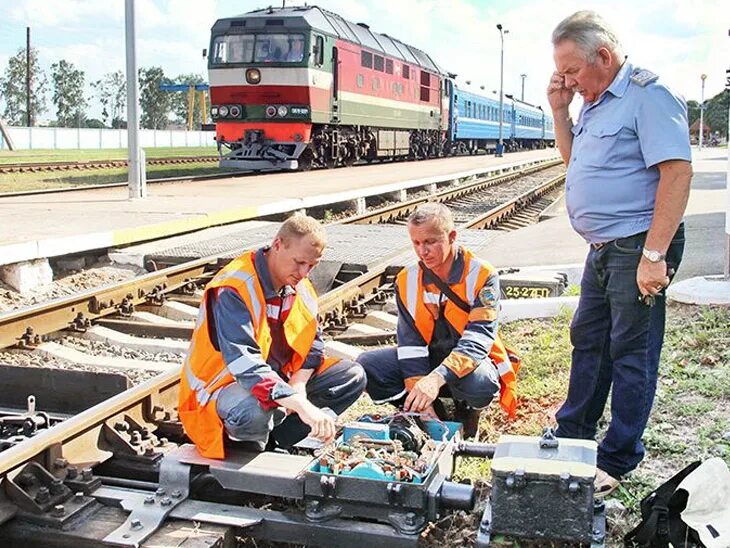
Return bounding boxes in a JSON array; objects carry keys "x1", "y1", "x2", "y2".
[
  {"x1": 216, "y1": 360, "x2": 366, "y2": 450},
  {"x1": 555, "y1": 225, "x2": 684, "y2": 478},
  {"x1": 357, "y1": 347, "x2": 500, "y2": 409}
]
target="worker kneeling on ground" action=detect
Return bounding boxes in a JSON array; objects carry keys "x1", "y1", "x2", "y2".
[
  {"x1": 358, "y1": 203, "x2": 520, "y2": 438},
  {"x1": 179, "y1": 214, "x2": 366, "y2": 458}
]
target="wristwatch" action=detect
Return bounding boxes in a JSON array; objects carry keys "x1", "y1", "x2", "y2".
[{"x1": 642, "y1": 248, "x2": 666, "y2": 263}]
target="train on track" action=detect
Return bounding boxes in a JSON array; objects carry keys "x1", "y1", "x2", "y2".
[{"x1": 207, "y1": 5, "x2": 555, "y2": 171}]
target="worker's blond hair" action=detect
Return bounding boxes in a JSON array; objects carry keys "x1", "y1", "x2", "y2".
[
  {"x1": 276, "y1": 213, "x2": 327, "y2": 250},
  {"x1": 407, "y1": 203, "x2": 455, "y2": 234}
]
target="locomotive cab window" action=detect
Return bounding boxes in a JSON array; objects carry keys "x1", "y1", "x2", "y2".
[
  {"x1": 361, "y1": 51, "x2": 373, "y2": 68},
  {"x1": 212, "y1": 34, "x2": 255, "y2": 64},
  {"x1": 211, "y1": 33, "x2": 305, "y2": 64},
  {"x1": 314, "y1": 35, "x2": 324, "y2": 66},
  {"x1": 254, "y1": 34, "x2": 305, "y2": 63}
]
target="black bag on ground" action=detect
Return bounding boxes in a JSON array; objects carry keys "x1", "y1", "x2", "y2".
[{"x1": 624, "y1": 460, "x2": 704, "y2": 547}]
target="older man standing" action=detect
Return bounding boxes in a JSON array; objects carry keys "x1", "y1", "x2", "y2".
[{"x1": 547, "y1": 11, "x2": 692, "y2": 496}]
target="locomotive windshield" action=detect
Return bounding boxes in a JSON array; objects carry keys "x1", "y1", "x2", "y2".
[{"x1": 211, "y1": 33, "x2": 305, "y2": 64}]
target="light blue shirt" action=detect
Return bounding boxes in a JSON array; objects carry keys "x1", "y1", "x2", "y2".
[{"x1": 565, "y1": 61, "x2": 691, "y2": 244}]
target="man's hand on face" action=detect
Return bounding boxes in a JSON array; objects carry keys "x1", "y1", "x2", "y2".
[
  {"x1": 404, "y1": 372, "x2": 447, "y2": 413},
  {"x1": 547, "y1": 71, "x2": 575, "y2": 112}
]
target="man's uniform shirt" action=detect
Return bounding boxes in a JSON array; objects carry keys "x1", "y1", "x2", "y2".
[{"x1": 566, "y1": 61, "x2": 691, "y2": 244}]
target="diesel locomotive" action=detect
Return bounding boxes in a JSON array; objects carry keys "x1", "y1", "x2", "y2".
[{"x1": 208, "y1": 5, "x2": 555, "y2": 171}]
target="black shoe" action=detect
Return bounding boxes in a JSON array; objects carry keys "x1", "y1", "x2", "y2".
[
  {"x1": 431, "y1": 398, "x2": 448, "y2": 421},
  {"x1": 454, "y1": 401, "x2": 481, "y2": 439},
  {"x1": 225, "y1": 436, "x2": 265, "y2": 453}
]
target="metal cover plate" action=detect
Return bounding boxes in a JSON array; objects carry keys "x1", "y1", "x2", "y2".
[
  {"x1": 492, "y1": 435, "x2": 597, "y2": 478},
  {"x1": 173, "y1": 444, "x2": 311, "y2": 498}
]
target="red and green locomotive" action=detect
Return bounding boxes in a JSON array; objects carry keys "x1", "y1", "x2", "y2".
[{"x1": 208, "y1": 5, "x2": 448, "y2": 171}]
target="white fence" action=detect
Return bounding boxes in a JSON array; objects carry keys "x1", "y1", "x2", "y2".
[{"x1": 0, "y1": 126, "x2": 217, "y2": 150}]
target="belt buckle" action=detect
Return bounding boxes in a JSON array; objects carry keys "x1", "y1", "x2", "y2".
[{"x1": 591, "y1": 242, "x2": 606, "y2": 251}]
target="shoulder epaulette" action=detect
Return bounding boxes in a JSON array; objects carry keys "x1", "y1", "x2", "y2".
[{"x1": 630, "y1": 68, "x2": 658, "y2": 87}]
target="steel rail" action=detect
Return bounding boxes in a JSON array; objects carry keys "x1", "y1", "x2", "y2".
[
  {"x1": 342, "y1": 158, "x2": 562, "y2": 225},
  {"x1": 0, "y1": 156, "x2": 218, "y2": 174},
  {"x1": 459, "y1": 172, "x2": 566, "y2": 230},
  {"x1": 0, "y1": 257, "x2": 219, "y2": 350}
]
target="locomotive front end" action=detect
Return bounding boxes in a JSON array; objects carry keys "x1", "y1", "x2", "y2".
[{"x1": 208, "y1": 11, "x2": 326, "y2": 171}]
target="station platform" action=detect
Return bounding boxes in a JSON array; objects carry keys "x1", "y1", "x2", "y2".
[
  {"x1": 115, "y1": 148, "x2": 725, "y2": 290},
  {"x1": 0, "y1": 150, "x2": 556, "y2": 267}
]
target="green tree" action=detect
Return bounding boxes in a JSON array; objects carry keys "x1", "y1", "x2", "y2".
[
  {"x1": 84, "y1": 118, "x2": 105, "y2": 129},
  {"x1": 139, "y1": 66, "x2": 171, "y2": 129},
  {"x1": 92, "y1": 70, "x2": 126, "y2": 127},
  {"x1": 0, "y1": 47, "x2": 48, "y2": 125},
  {"x1": 704, "y1": 90, "x2": 729, "y2": 140},
  {"x1": 686, "y1": 100, "x2": 700, "y2": 128},
  {"x1": 170, "y1": 73, "x2": 209, "y2": 128},
  {"x1": 51, "y1": 60, "x2": 87, "y2": 127}
]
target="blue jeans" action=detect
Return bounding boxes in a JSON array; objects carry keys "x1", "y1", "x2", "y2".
[
  {"x1": 357, "y1": 347, "x2": 500, "y2": 409},
  {"x1": 555, "y1": 225, "x2": 684, "y2": 478}
]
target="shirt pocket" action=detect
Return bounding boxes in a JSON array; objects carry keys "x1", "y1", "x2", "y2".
[{"x1": 580, "y1": 123, "x2": 631, "y2": 167}]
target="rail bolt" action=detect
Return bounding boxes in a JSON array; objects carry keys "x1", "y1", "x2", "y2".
[
  {"x1": 144, "y1": 495, "x2": 155, "y2": 505},
  {"x1": 405, "y1": 512, "x2": 416, "y2": 526},
  {"x1": 81, "y1": 468, "x2": 93, "y2": 481},
  {"x1": 130, "y1": 518, "x2": 143, "y2": 530},
  {"x1": 66, "y1": 467, "x2": 78, "y2": 479},
  {"x1": 17, "y1": 473, "x2": 35, "y2": 487},
  {"x1": 54, "y1": 458, "x2": 68, "y2": 469},
  {"x1": 155, "y1": 488, "x2": 166, "y2": 496},
  {"x1": 52, "y1": 504, "x2": 65, "y2": 517},
  {"x1": 74, "y1": 492, "x2": 85, "y2": 503},
  {"x1": 160, "y1": 497, "x2": 172, "y2": 507},
  {"x1": 50, "y1": 479, "x2": 65, "y2": 495},
  {"x1": 35, "y1": 487, "x2": 50, "y2": 504}
]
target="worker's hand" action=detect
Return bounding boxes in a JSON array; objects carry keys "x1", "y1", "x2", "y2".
[
  {"x1": 637, "y1": 258, "x2": 670, "y2": 297},
  {"x1": 298, "y1": 404, "x2": 336, "y2": 443},
  {"x1": 404, "y1": 373, "x2": 446, "y2": 413},
  {"x1": 547, "y1": 71, "x2": 574, "y2": 112}
]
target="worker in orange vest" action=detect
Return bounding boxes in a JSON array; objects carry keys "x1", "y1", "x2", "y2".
[
  {"x1": 179, "y1": 215, "x2": 366, "y2": 458},
  {"x1": 358, "y1": 203, "x2": 520, "y2": 438}
]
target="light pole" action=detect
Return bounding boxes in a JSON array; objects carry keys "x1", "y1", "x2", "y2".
[
  {"x1": 496, "y1": 24, "x2": 509, "y2": 157},
  {"x1": 699, "y1": 74, "x2": 707, "y2": 150},
  {"x1": 520, "y1": 73, "x2": 526, "y2": 102}
]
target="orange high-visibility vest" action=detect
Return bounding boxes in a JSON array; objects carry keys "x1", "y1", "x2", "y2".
[
  {"x1": 178, "y1": 250, "x2": 332, "y2": 458},
  {"x1": 395, "y1": 247, "x2": 520, "y2": 417}
]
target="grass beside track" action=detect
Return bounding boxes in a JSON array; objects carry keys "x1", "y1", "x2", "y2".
[
  {"x1": 347, "y1": 302, "x2": 730, "y2": 546},
  {"x1": 0, "y1": 146, "x2": 217, "y2": 164},
  {"x1": 0, "y1": 162, "x2": 240, "y2": 193}
]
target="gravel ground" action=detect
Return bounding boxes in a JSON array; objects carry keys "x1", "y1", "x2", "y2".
[
  {"x1": 0, "y1": 259, "x2": 146, "y2": 313},
  {"x1": 0, "y1": 334, "x2": 179, "y2": 386},
  {"x1": 60, "y1": 335, "x2": 185, "y2": 364}
]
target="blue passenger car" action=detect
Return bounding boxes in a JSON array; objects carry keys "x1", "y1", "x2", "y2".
[{"x1": 446, "y1": 79, "x2": 554, "y2": 154}]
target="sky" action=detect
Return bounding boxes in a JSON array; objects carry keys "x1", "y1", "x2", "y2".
[{"x1": 0, "y1": 0, "x2": 727, "y2": 123}]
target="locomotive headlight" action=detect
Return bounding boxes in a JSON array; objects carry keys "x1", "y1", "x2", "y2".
[
  {"x1": 229, "y1": 105, "x2": 242, "y2": 118},
  {"x1": 277, "y1": 105, "x2": 288, "y2": 117},
  {"x1": 218, "y1": 105, "x2": 229, "y2": 118},
  {"x1": 265, "y1": 105, "x2": 277, "y2": 118},
  {"x1": 210, "y1": 106, "x2": 219, "y2": 117},
  {"x1": 246, "y1": 68, "x2": 261, "y2": 84}
]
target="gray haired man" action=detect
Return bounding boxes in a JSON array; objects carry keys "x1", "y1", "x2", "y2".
[{"x1": 547, "y1": 11, "x2": 691, "y2": 496}]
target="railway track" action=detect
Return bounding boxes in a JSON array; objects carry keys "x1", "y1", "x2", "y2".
[
  {"x1": 0, "y1": 155, "x2": 219, "y2": 174},
  {"x1": 0, "y1": 163, "x2": 566, "y2": 546}
]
